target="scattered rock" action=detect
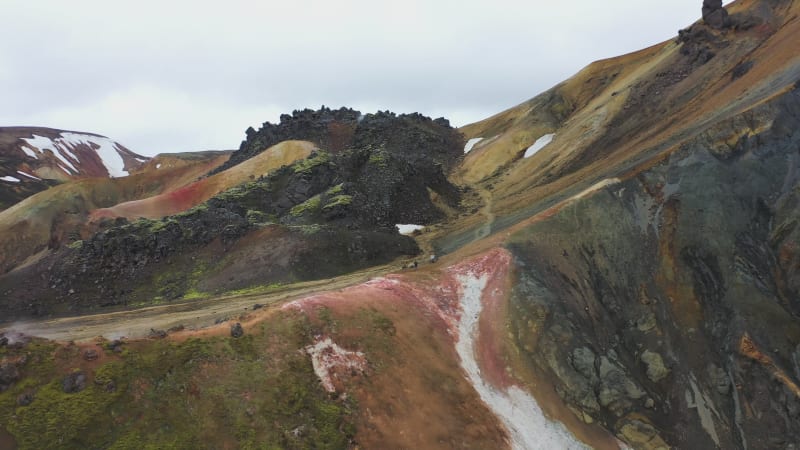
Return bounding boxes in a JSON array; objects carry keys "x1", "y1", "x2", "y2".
[
  {"x1": 731, "y1": 61, "x2": 754, "y2": 80},
  {"x1": 644, "y1": 397, "x2": 655, "y2": 409},
  {"x1": 62, "y1": 371, "x2": 87, "y2": 394},
  {"x1": 598, "y1": 356, "x2": 645, "y2": 416},
  {"x1": 167, "y1": 324, "x2": 185, "y2": 333},
  {"x1": 149, "y1": 328, "x2": 167, "y2": 339},
  {"x1": 231, "y1": 322, "x2": 244, "y2": 338},
  {"x1": 618, "y1": 418, "x2": 670, "y2": 450},
  {"x1": 0, "y1": 336, "x2": 7, "y2": 347},
  {"x1": 16, "y1": 393, "x2": 33, "y2": 406},
  {"x1": 570, "y1": 347, "x2": 599, "y2": 384},
  {"x1": 83, "y1": 349, "x2": 99, "y2": 361},
  {"x1": 640, "y1": 350, "x2": 670, "y2": 382},
  {"x1": 107, "y1": 339, "x2": 124, "y2": 353},
  {"x1": 252, "y1": 303, "x2": 264, "y2": 310},
  {"x1": 708, "y1": 364, "x2": 730, "y2": 394},
  {"x1": 636, "y1": 312, "x2": 657, "y2": 333}
]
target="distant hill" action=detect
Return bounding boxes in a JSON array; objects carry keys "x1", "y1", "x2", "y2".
[{"x1": 0, "y1": 127, "x2": 150, "y2": 210}]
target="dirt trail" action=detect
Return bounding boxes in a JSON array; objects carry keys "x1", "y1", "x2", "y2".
[
  {"x1": 476, "y1": 183, "x2": 495, "y2": 240},
  {"x1": 0, "y1": 262, "x2": 404, "y2": 343}
]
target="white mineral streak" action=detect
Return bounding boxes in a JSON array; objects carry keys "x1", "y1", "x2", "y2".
[
  {"x1": 455, "y1": 272, "x2": 589, "y2": 450},
  {"x1": 305, "y1": 337, "x2": 367, "y2": 393}
]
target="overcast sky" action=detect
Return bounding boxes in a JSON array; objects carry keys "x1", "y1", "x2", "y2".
[{"x1": 1, "y1": 0, "x2": 720, "y2": 156}]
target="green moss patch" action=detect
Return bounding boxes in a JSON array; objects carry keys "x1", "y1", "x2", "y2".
[
  {"x1": 289, "y1": 195, "x2": 322, "y2": 217},
  {"x1": 0, "y1": 313, "x2": 355, "y2": 449},
  {"x1": 323, "y1": 195, "x2": 352, "y2": 210}
]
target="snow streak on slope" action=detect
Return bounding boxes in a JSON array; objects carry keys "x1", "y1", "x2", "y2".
[
  {"x1": 60, "y1": 132, "x2": 129, "y2": 177},
  {"x1": 524, "y1": 134, "x2": 555, "y2": 158},
  {"x1": 464, "y1": 137, "x2": 484, "y2": 154},
  {"x1": 16, "y1": 171, "x2": 40, "y2": 180},
  {"x1": 455, "y1": 268, "x2": 588, "y2": 450}
]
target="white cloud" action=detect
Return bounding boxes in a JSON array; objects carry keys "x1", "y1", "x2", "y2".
[{"x1": 0, "y1": 0, "x2": 720, "y2": 154}]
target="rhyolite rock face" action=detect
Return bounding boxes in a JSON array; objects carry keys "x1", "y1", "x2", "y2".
[{"x1": 506, "y1": 83, "x2": 800, "y2": 449}]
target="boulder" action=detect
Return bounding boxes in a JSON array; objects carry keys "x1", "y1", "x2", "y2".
[
  {"x1": 618, "y1": 418, "x2": 670, "y2": 450},
  {"x1": 83, "y1": 349, "x2": 99, "y2": 361},
  {"x1": 640, "y1": 350, "x2": 670, "y2": 382},
  {"x1": 231, "y1": 322, "x2": 244, "y2": 338},
  {"x1": 107, "y1": 339, "x2": 124, "y2": 353},
  {"x1": 16, "y1": 393, "x2": 33, "y2": 406},
  {"x1": 62, "y1": 371, "x2": 87, "y2": 393},
  {"x1": 570, "y1": 347, "x2": 599, "y2": 384}
]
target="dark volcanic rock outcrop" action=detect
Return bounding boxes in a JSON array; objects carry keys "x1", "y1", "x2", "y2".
[
  {"x1": 702, "y1": 0, "x2": 729, "y2": 29},
  {"x1": 0, "y1": 109, "x2": 461, "y2": 318}
]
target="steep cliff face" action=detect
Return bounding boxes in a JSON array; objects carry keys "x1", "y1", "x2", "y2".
[{"x1": 504, "y1": 83, "x2": 800, "y2": 448}]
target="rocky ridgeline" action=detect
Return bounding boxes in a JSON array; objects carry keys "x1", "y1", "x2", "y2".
[
  {"x1": 211, "y1": 107, "x2": 363, "y2": 174},
  {"x1": 212, "y1": 106, "x2": 462, "y2": 176},
  {"x1": 2, "y1": 109, "x2": 462, "y2": 316}
]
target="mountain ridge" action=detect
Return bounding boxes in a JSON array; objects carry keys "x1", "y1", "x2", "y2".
[{"x1": 2, "y1": 0, "x2": 800, "y2": 448}]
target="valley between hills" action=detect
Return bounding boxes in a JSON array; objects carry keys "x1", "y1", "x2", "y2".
[{"x1": 2, "y1": 0, "x2": 800, "y2": 448}]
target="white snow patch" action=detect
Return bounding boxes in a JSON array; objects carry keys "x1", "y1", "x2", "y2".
[
  {"x1": 156, "y1": 163, "x2": 162, "y2": 169},
  {"x1": 464, "y1": 137, "x2": 484, "y2": 154},
  {"x1": 305, "y1": 337, "x2": 367, "y2": 393},
  {"x1": 396, "y1": 224, "x2": 424, "y2": 235},
  {"x1": 20, "y1": 145, "x2": 39, "y2": 159},
  {"x1": 60, "y1": 132, "x2": 129, "y2": 177},
  {"x1": 50, "y1": 145, "x2": 79, "y2": 173},
  {"x1": 22, "y1": 134, "x2": 78, "y2": 172},
  {"x1": 0, "y1": 175, "x2": 20, "y2": 183},
  {"x1": 455, "y1": 272, "x2": 588, "y2": 450},
  {"x1": 58, "y1": 165, "x2": 70, "y2": 174},
  {"x1": 17, "y1": 171, "x2": 41, "y2": 180},
  {"x1": 135, "y1": 157, "x2": 146, "y2": 163},
  {"x1": 21, "y1": 135, "x2": 63, "y2": 159},
  {"x1": 524, "y1": 133, "x2": 555, "y2": 158}
]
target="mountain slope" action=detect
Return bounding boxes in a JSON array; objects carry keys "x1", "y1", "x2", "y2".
[
  {"x1": 0, "y1": 127, "x2": 150, "y2": 210},
  {"x1": 0, "y1": 150, "x2": 231, "y2": 274},
  {"x1": 0, "y1": 110, "x2": 462, "y2": 316},
  {"x1": 90, "y1": 140, "x2": 315, "y2": 221},
  {"x1": 2, "y1": 0, "x2": 800, "y2": 449}
]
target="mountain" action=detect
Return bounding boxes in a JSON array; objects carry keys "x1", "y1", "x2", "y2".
[
  {"x1": 1, "y1": 0, "x2": 800, "y2": 448},
  {"x1": 0, "y1": 127, "x2": 150, "y2": 210},
  {"x1": 0, "y1": 150, "x2": 232, "y2": 275}
]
